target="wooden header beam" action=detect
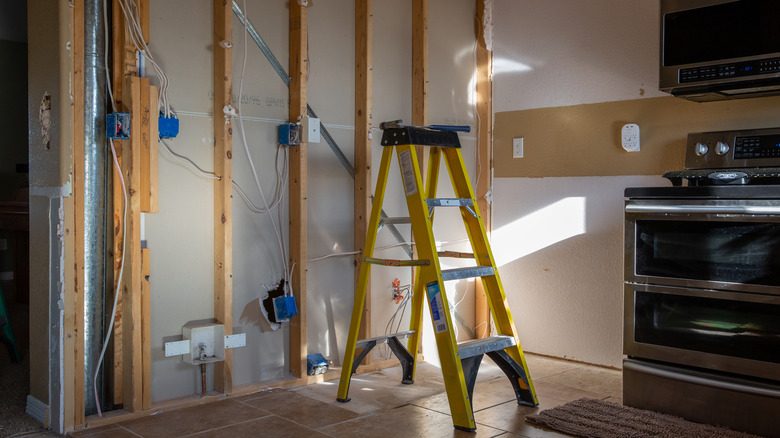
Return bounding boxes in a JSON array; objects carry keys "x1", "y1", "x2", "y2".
[
  {"x1": 289, "y1": 2, "x2": 309, "y2": 379},
  {"x1": 213, "y1": 0, "x2": 234, "y2": 394}
]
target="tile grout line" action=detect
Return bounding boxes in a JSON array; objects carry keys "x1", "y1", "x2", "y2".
[
  {"x1": 180, "y1": 413, "x2": 275, "y2": 437},
  {"x1": 118, "y1": 425, "x2": 145, "y2": 438}
]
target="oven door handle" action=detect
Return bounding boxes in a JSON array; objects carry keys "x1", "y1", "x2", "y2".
[
  {"x1": 624, "y1": 360, "x2": 780, "y2": 399},
  {"x1": 625, "y1": 204, "x2": 780, "y2": 215}
]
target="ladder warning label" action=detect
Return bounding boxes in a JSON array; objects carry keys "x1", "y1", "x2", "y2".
[
  {"x1": 426, "y1": 281, "x2": 448, "y2": 333},
  {"x1": 399, "y1": 150, "x2": 418, "y2": 197}
]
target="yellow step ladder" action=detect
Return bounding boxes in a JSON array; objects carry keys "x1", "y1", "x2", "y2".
[{"x1": 337, "y1": 121, "x2": 538, "y2": 431}]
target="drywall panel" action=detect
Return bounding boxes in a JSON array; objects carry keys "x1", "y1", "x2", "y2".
[
  {"x1": 493, "y1": 175, "x2": 665, "y2": 368},
  {"x1": 145, "y1": 0, "x2": 479, "y2": 401},
  {"x1": 492, "y1": 0, "x2": 665, "y2": 112},
  {"x1": 494, "y1": 95, "x2": 780, "y2": 178}
]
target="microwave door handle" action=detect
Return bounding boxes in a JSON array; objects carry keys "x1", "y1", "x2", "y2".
[
  {"x1": 625, "y1": 205, "x2": 780, "y2": 215},
  {"x1": 623, "y1": 360, "x2": 780, "y2": 400}
]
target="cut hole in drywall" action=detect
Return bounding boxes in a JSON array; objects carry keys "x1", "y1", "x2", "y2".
[{"x1": 39, "y1": 92, "x2": 52, "y2": 150}]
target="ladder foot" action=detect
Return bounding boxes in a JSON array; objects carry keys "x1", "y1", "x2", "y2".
[
  {"x1": 336, "y1": 397, "x2": 351, "y2": 403},
  {"x1": 401, "y1": 379, "x2": 414, "y2": 385},
  {"x1": 454, "y1": 425, "x2": 476, "y2": 433}
]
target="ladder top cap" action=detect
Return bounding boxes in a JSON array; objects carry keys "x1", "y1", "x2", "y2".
[{"x1": 381, "y1": 127, "x2": 461, "y2": 149}]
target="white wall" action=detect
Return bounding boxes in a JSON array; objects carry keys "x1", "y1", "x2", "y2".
[
  {"x1": 492, "y1": 0, "x2": 664, "y2": 368},
  {"x1": 145, "y1": 0, "x2": 479, "y2": 402},
  {"x1": 493, "y1": 0, "x2": 663, "y2": 112}
]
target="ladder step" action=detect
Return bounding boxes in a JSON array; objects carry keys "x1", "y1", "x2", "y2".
[
  {"x1": 441, "y1": 266, "x2": 494, "y2": 281},
  {"x1": 426, "y1": 198, "x2": 473, "y2": 208},
  {"x1": 458, "y1": 335, "x2": 516, "y2": 359},
  {"x1": 364, "y1": 257, "x2": 430, "y2": 267},
  {"x1": 437, "y1": 251, "x2": 474, "y2": 259},
  {"x1": 356, "y1": 330, "x2": 415, "y2": 349}
]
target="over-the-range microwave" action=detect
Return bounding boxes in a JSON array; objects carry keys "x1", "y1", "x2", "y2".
[{"x1": 660, "y1": 0, "x2": 780, "y2": 102}]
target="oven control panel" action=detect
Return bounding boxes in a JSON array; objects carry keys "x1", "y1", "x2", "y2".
[{"x1": 685, "y1": 127, "x2": 780, "y2": 169}]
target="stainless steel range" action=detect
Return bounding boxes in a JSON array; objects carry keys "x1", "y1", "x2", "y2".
[{"x1": 624, "y1": 127, "x2": 780, "y2": 438}]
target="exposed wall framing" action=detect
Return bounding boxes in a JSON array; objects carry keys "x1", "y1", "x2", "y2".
[
  {"x1": 474, "y1": 0, "x2": 493, "y2": 338},
  {"x1": 67, "y1": 0, "x2": 86, "y2": 428},
  {"x1": 59, "y1": 1, "x2": 494, "y2": 431},
  {"x1": 288, "y1": 1, "x2": 309, "y2": 379},
  {"x1": 354, "y1": 0, "x2": 373, "y2": 358},
  {"x1": 213, "y1": 0, "x2": 234, "y2": 394}
]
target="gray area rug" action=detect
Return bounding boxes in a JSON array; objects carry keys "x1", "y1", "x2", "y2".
[{"x1": 526, "y1": 398, "x2": 761, "y2": 438}]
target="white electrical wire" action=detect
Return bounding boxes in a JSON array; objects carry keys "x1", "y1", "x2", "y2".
[
  {"x1": 237, "y1": 0, "x2": 291, "y2": 293},
  {"x1": 94, "y1": 140, "x2": 128, "y2": 417},
  {"x1": 115, "y1": 0, "x2": 173, "y2": 116}
]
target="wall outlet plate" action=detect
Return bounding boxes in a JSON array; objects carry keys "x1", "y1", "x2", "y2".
[
  {"x1": 513, "y1": 137, "x2": 524, "y2": 158},
  {"x1": 621, "y1": 124, "x2": 640, "y2": 152}
]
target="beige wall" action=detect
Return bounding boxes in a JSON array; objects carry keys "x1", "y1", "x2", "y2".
[
  {"x1": 494, "y1": 95, "x2": 780, "y2": 178},
  {"x1": 493, "y1": 0, "x2": 780, "y2": 368}
]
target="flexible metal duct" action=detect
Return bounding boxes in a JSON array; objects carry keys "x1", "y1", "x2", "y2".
[{"x1": 83, "y1": 0, "x2": 107, "y2": 416}]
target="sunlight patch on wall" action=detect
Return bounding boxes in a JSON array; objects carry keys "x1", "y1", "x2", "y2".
[
  {"x1": 493, "y1": 56, "x2": 532, "y2": 76},
  {"x1": 491, "y1": 197, "x2": 586, "y2": 267}
]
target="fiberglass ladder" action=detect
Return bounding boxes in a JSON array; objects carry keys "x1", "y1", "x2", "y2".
[{"x1": 336, "y1": 121, "x2": 538, "y2": 432}]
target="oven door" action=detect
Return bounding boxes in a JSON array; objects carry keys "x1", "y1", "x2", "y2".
[
  {"x1": 624, "y1": 283, "x2": 780, "y2": 381},
  {"x1": 625, "y1": 198, "x2": 780, "y2": 295}
]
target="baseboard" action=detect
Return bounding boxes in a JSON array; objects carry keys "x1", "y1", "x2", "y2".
[{"x1": 26, "y1": 395, "x2": 49, "y2": 428}]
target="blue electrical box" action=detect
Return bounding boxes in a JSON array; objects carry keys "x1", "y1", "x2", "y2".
[
  {"x1": 273, "y1": 295, "x2": 298, "y2": 321},
  {"x1": 159, "y1": 115, "x2": 179, "y2": 139},
  {"x1": 106, "y1": 113, "x2": 131, "y2": 139},
  {"x1": 278, "y1": 123, "x2": 301, "y2": 146},
  {"x1": 307, "y1": 354, "x2": 328, "y2": 376}
]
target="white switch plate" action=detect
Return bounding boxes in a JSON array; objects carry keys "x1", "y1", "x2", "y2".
[
  {"x1": 621, "y1": 124, "x2": 640, "y2": 152},
  {"x1": 513, "y1": 137, "x2": 524, "y2": 158}
]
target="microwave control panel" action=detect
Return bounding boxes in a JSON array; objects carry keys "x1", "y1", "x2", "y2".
[{"x1": 679, "y1": 57, "x2": 780, "y2": 84}]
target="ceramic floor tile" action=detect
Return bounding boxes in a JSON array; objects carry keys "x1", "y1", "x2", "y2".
[
  {"x1": 603, "y1": 396, "x2": 622, "y2": 405},
  {"x1": 292, "y1": 362, "x2": 446, "y2": 415},
  {"x1": 534, "y1": 366, "x2": 622, "y2": 399},
  {"x1": 68, "y1": 424, "x2": 122, "y2": 437},
  {"x1": 411, "y1": 376, "x2": 519, "y2": 415},
  {"x1": 474, "y1": 397, "x2": 570, "y2": 436},
  {"x1": 531, "y1": 379, "x2": 605, "y2": 402},
  {"x1": 318, "y1": 404, "x2": 505, "y2": 438},
  {"x1": 119, "y1": 399, "x2": 268, "y2": 438},
  {"x1": 522, "y1": 355, "x2": 579, "y2": 380},
  {"x1": 185, "y1": 415, "x2": 331, "y2": 438},
  {"x1": 492, "y1": 427, "x2": 573, "y2": 438},
  {"x1": 68, "y1": 425, "x2": 139, "y2": 438},
  {"x1": 241, "y1": 391, "x2": 360, "y2": 429},
  {"x1": 229, "y1": 387, "x2": 288, "y2": 403}
]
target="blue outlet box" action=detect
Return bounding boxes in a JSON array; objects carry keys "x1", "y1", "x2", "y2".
[
  {"x1": 159, "y1": 115, "x2": 179, "y2": 139},
  {"x1": 307, "y1": 354, "x2": 328, "y2": 376},
  {"x1": 107, "y1": 113, "x2": 131, "y2": 139},
  {"x1": 278, "y1": 123, "x2": 301, "y2": 146},
  {"x1": 273, "y1": 295, "x2": 298, "y2": 321}
]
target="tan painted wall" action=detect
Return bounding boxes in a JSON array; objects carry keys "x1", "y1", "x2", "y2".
[{"x1": 494, "y1": 95, "x2": 780, "y2": 178}]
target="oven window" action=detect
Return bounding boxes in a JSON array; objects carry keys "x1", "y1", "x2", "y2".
[
  {"x1": 634, "y1": 291, "x2": 780, "y2": 364},
  {"x1": 635, "y1": 220, "x2": 780, "y2": 286}
]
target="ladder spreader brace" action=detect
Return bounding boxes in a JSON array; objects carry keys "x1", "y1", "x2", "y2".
[{"x1": 337, "y1": 122, "x2": 538, "y2": 432}]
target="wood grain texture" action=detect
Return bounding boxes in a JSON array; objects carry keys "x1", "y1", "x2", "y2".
[
  {"x1": 141, "y1": 247, "x2": 151, "y2": 410},
  {"x1": 355, "y1": 0, "x2": 373, "y2": 356},
  {"x1": 121, "y1": 76, "x2": 144, "y2": 412},
  {"x1": 289, "y1": 2, "x2": 308, "y2": 379},
  {"x1": 474, "y1": 0, "x2": 492, "y2": 339},
  {"x1": 213, "y1": 0, "x2": 234, "y2": 393},
  {"x1": 71, "y1": 0, "x2": 86, "y2": 427}
]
